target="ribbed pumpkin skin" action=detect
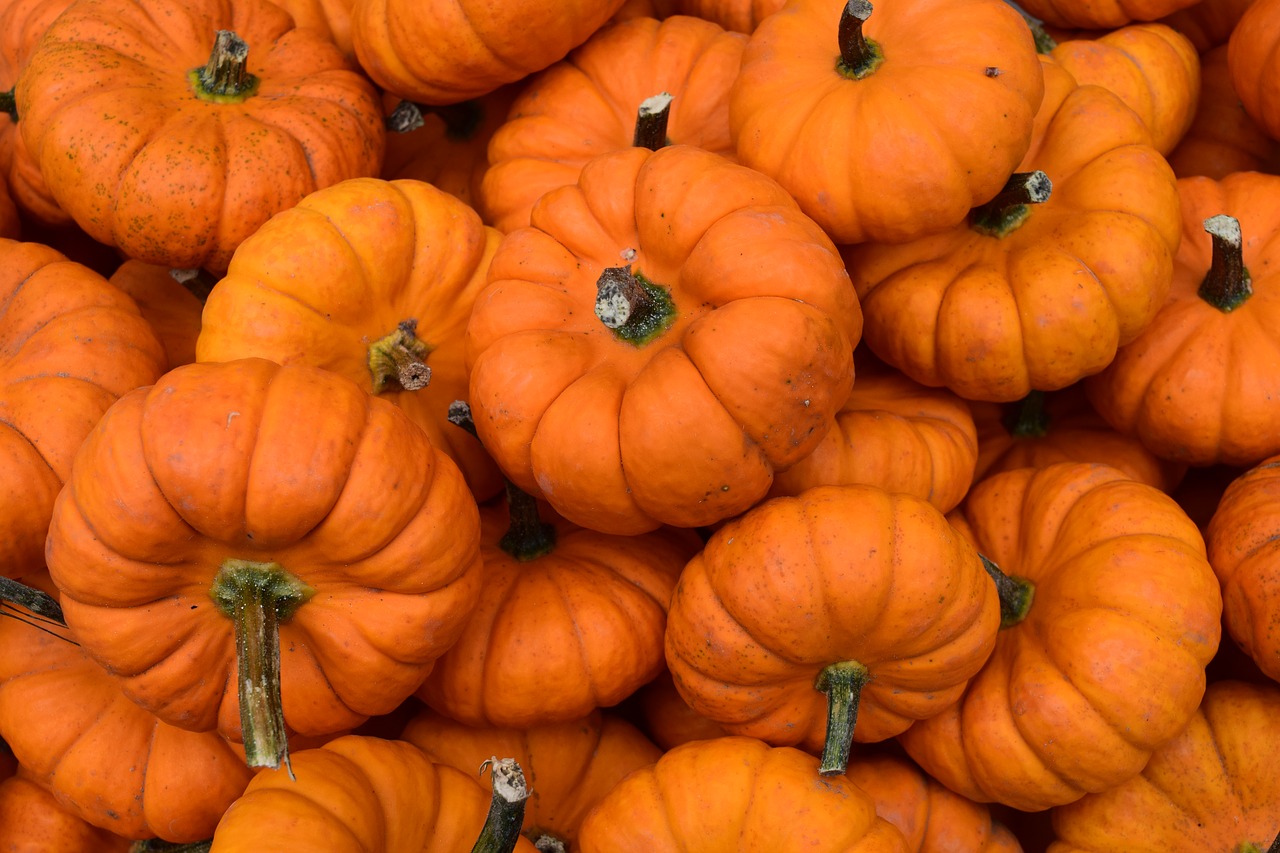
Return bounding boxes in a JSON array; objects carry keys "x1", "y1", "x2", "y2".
[
  {"x1": 577, "y1": 737, "x2": 911, "y2": 852},
  {"x1": 670, "y1": 0, "x2": 785, "y2": 32},
  {"x1": 0, "y1": 575, "x2": 252, "y2": 842},
  {"x1": 1049, "y1": 681, "x2": 1280, "y2": 852},
  {"x1": 899, "y1": 463, "x2": 1222, "y2": 811},
  {"x1": 0, "y1": 0, "x2": 73, "y2": 226},
  {"x1": 1228, "y1": 0, "x2": 1280, "y2": 141},
  {"x1": 768, "y1": 355, "x2": 978, "y2": 513},
  {"x1": 632, "y1": 669, "x2": 728, "y2": 750},
  {"x1": 727, "y1": 0, "x2": 1044, "y2": 245},
  {"x1": 845, "y1": 57, "x2": 1180, "y2": 403},
  {"x1": 402, "y1": 708, "x2": 662, "y2": 848},
  {"x1": 14, "y1": 0, "x2": 384, "y2": 272},
  {"x1": 0, "y1": 239, "x2": 166, "y2": 581},
  {"x1": 480, "y1": 14, "x2": 746, "y2": 233},
  {"x1": 197, "y1": 177, "x2": 505, "y2": 501},
  {"x1": 351, "y1": 0, "x2": 627, "y2": 105},
  {"x1": 109, "y1": 260, "x2": 203, "y2": 371},
  {"x1": 467, "y1": 144, "x2": 861, "y2": 534},
  {"x1": 44, "y1": 358, "x2": 484, "y2": 740},
  {"x1": 0, "y1": 773, "x2": 131, "y2": 852},
  {"x1": 1159, "y1": 0, "x2": 1256, "y2": 52},
  {"x1": 1205, "y1": 456, "x2": 1280, "y2": 682},
  {"x1": 1085, "y1": 173, "x2": 1280, "y2": 467},
  {"x1": 210, "y1": 736, "x2": 539, "y2": 852},
  {"x1": 665, "y1": 484, "x2": 1000, "y2": 749},
  {"x1": 417, "y1": 498, "x2": 696, "y2": 727},
  {"x1": 1049, "y1": 24, "x2": 1200, "y2": 155},
  {"x1": 845, "y1": 754, "x2": 1023, "y2": 853},
  {"x1": 1015, "y1": 0, "x2": 1197, "y2": 29}
]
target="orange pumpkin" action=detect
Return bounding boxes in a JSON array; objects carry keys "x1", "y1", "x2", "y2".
[
  {"x1": 1049, "y1": 680, "x2": 1280, "y2": 852},
  {"x1": 1014, "y1": 0, "x2": 1198, "y2": 30},
  {"x1": 210, "y1": 735, "x2": 538, "y2": 852},
  {"x1": 1166, "y1": 45, "x2": 1280, "y2": 180},
  {"x1": 44, "y1": 359, "x2": 484, "y2": 772},
  {"x1": 767, "y1": 352, "x2": 978, "y2": 513},
  {"x1": 351, "y1": 0, "x2": 627, "y2": 105},
  {"x1": 1048, "y1": 23, "x2": 1200, "y2": 155},
  {"x1": 0, "y1": 169, "x2": 16, "y2": 239},
  {"x1": 274, "y1": 0, "x2": 355, "y2": 58},
  {"x1": 403, "y1": 707, "x2": 662, "y2": 850},
  {"x1": 14, "y1": 0, "x2": 384, "y2": 272},
  {"x1": 1085, "y1": 172, "x2": 1280, "y2": 466},
  {"x1": 727, "y1": 0, "x2": 1044, "y2": 245},
  {"x1": 0, "y1": 772, "x2": 131, "y2": 852},
  {"x1": 479, "y1": 14, "x2": 746, "y2": 233},
  {"x1": 665, "y1": 484, "x2": 1000, "y2": 775},
  {"x1": 108, "y1": 261, "x2": 204, "y2": 372},
  {"x1": 467, "y1": 144, "x2": 861, "y2": 534},
  {"x1": 197, "y1": 177, "x2": 505, "y2": 501},
  {"x1": 0, "y1": 239, "x2": 165, "y2": 581},
  {"x1": 899, "y1": 463, "x2": 1222, "y2": 811},
  {"x1": 844, "y1": 57, "x2": 1180, "y2": 402},
  {"x1": 1159, "y1": 0, "x2": 1256, "y2": 52},
  {"x1": 667, "y1": 0, "x2": 785, "y2": 32},
  {"x1": 1205, "y1": 454, "x2": 1280, "y2": 683},
  {"x1": 1228, "y1": 0, "x2": 1280, "y2": 141},
  {"x1": 631, "y1": 669, "x2": 728, "y2": 751},
  {"x1": 577, "y1": 737, "x2": 910, "y2": 852},
  {"x1": 0, "y1": 575, "x2": 253, "y2": 842},
  {"x1": 417, "y1": 475, "x2": 697, "y2": 727}
]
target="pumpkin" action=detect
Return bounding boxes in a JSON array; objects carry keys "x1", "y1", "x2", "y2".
[
  {"x1": 898, "y1": 463, "x2": 1222, "y2": 811},
  {"x1": 767, "y1": 351, "x2": 978, "y2": 514},
  {"x1": 210, "y1": 735, "x2": 538, "y2": 852},
  {"x1": 1228, "y1": 0, "x2": 1280, "y2": 141},
  {"x1": 416, "y1": 465, "x2": 697, "y2": 727},
  {"x1": 479, "y1": 14, "x2": 747, "y2": 233},
  {"x1": 970, "y1": 385, "x2": 1185, "y2": 491},
  {"x1": 273, "y1": 0, "x2": 355, "y2": 58},
  {"x1": 1085, "y1": 172, "x2": 1280, "y2": 467},
  {"x1": 664, "y1": 483, "x2": 1000, "y2": 776},
  {"x1": 1205, "y1": 454, "x2": 1280, "y2": 683},
  {"x1": 1166, "y1": 45, "x2": 1280, "y2": 180},
  {"x1": 14, "y1": 0, "x2": 384, "y2": 272},
  {"x1": 1013, "y1": 0, "x2": 1199, "y2": 30},
  {"x1": 1159, "y1": 0, "x2": 1256, "y2": 52},
  {"x1": 727, "y1": 0, "x2": 1044, "y2": 245},
  {"x1": 467, "y1": 143, "x2": 861, "y2": 534},
  {"x1": 351, "y1": 0, "x2": 627, "y2": 105},
  {"x1": 631, "y1": 669, "x2": 728, "y2": 750},
  {"x1": 577, "y1": 736, "x2": 909, "y2": 852},
  {"x1": 845, "y1": 753, "x2": 1023, "y2": 853},
  {"x1": 666, "y1": 0, "x2": 786, "y2": 33},
  {"x1": 196, "y1": 177, "x2": 505, "y2": 501},
  {"x1": 402, "y1": 707, "x2": 662, "y2": 850},
  {"x1": 1049, "y1": 680, "x2": 1280, "y2": 852},
  {"x1": 0, "y1": 574, "x2": 253, "y2": 842},
  {"x1": 0, "y1": 0, "x2": 73, "y2": 227},
  {"x1": 108, "y1": 261, "x2": 204, "y2": 372},
  {"x1": 844, "y1": 57, "x2": 1180, "y2": 402},
  {"x1": 43, "y1": 358, "x2": 484, "y2": 772},
  {"x1": 0, "y1": 170, "x2": 16, "y2": 239},
  {"x1": 0, "y1": 239, "x2": 166, "y2": 582},
  {"x1": 0, "y1": 771, "x2": 131, "y2": 852},
  {"x1": 381, "y1": 84, "x2": 525, "y2": 214},
  {"x1": 1047, "y1": 23, "x2": 1200, "y2": 155}
]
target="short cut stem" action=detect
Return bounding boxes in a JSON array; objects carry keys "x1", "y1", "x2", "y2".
[
  {"x1": 633, "y1": 93, "x2": 673, "y2": 150},
  {"x1": 836, "y1": 1, "x2": 884, "y2": 79},
  {"x1": 1198, "y1": 214, "x2": 1253, "y2": 312},
  {"x1": 981, "y1": 554, "x2": 1035, "y2": 628},
  {"x1": 971, "y1": 171, "x2": 1052, "y2": 237},
  {"x1": 472, "y1": 758, "x2": 530, "y2": 853},
  {"x1": 814, "y1": 660, "x2": 871, "y2": 776},
  {"x1": 594, "y1": 265, "x2": 677, "y2": 345},
  {"x1": 189, "y1": 30, "x2": 260, "y2": 103},
  {"x1": 368, "y1": 319, "x2": 432, "y2": 394}
]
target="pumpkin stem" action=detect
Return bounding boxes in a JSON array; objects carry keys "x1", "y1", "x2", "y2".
[
  {"x1": 532, "y1": 835, "x2": 567, "y2": 853},
  {"x1": 595, "y1": 265, "x2": 677, "y2": 345},
  {"x1": 971, "y1": 171, "x2": 1052, "y2": 237},
  {"x1": 1237, "y1": 831, "x2": 1280, "y2": 853},
  {"x1": 1005, "y1": 390, "x2": 1049, "y2": 438},
  {"x1": 448, "y1": 399, "x2": 480, "y2": 438},
  {"x1": 981, "y1": 554, "x2": 1035, "y2": 628},
  {"x1": 1198, "y1": 214, "x2": 1253, "y2": 312},
  {"x1": 814, "y1": 660, "x2": 870, "y2": 776},
  {"x1": 368, "y1": 319, "x2": 433, "y2": 394},
  {"x1": 387, "y1": 99, "x2": 487, "y2": 140},
  {"x1": 209, "y1": 559, "x2": 315, "y2": 775},
  {"x1": 386, "y1": 100, "x2": 425, "y2": 133},
  {"x1": 0, "y1": 576, "x2": 65, "y2": 626},
  {"x1": 169, "y1": 267, "x2": 218, "y2": 302},
  {"x1": 472, "y1": 757, "x2": 530, "y2": 853},
  {"x1": 500, "y1": 481, "x2": 557, "y2": 561},
  {"x1": 1003, "y1": 0, "x2": 1057, "y2": 52},
  {"x1": 0, "y1": 88, "x2": 15, "y2": 122},
  {"x1": 189, "y1": 30, "x2": 261, "y2": 103},
  {"x1": 129, "y1": 841, "x2": 213, "y2": 853},
  {"x1": 633, "y1": 92, "x2": 673, "y2": 150},
  {"x1": 836, "y1": 1, "x2": 885, "y2": 80}
]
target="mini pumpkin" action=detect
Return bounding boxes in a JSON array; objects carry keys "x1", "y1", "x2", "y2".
[
  {"x1": 0, "y1": 772, "x2": 130, "y2": 852},
  {"x1": 108, "y1": 261, "x2": 204, "y2": 372},
  {"x1": 1228, "y1": 0, "x2": 1280, "y2": 141}
]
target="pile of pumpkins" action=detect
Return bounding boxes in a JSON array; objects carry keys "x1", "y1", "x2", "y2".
[{"x1": 0, "y1": 0, "x2": 1277, "y2": 848}]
